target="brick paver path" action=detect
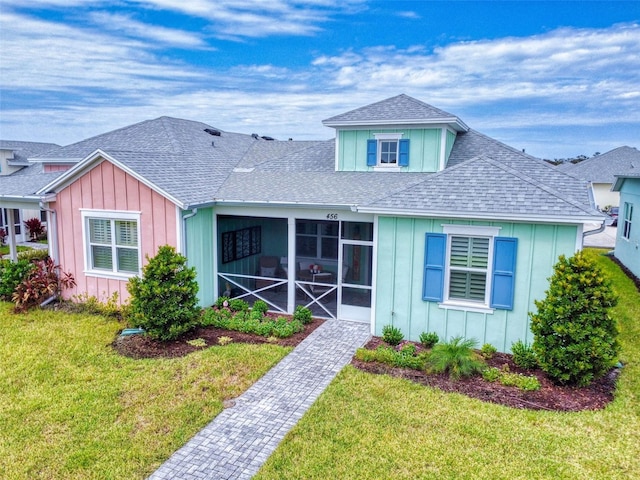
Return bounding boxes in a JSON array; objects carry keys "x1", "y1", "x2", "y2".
[{"x1": 149, "y1": 320, "x2": 370, "y2": 480}]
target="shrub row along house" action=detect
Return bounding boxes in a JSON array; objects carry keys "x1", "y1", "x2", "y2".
[{"x1": 0, "y1": 95, "x2": 608, "y2": 352}]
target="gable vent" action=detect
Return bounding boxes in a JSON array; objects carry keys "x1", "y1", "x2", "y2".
[{"x1": 204, "y1": 128, "x2": 221, "y2": 136}]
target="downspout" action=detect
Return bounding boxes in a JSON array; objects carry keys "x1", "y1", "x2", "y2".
[
  {"x1": 39, "y1": 202, "x2": 59, "y2": 264},
  {"x1": 583, "y1": 221, "x2": 606, "y2": 238},
  {"x1": 181, "y1": 208, "x2": 198, "y2": 256}
]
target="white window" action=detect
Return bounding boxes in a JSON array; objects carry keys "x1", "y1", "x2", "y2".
[
  {"x1": 448, "y1": 235, "x2": 490, "y2": 303},
  {"x1": 622, "y1": 202, "x2": 633, "y2": 240},
  {"x1": 296, "y1": 220, "x2": 338, "y2": 260},
  {"x1": 82, "y1": 210, "x2": 141, "y2": 278},
  {"x1": 375, "y1": 133, "x2": 402, "y2": 166},
  {"x1": 442, "y1": 225, "x2": 501, "y2": 309}
]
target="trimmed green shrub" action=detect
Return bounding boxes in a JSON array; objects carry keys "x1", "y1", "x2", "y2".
[
  {"x1": 0, "y1": 259, "x2": 34, "y2": 300},
  {"x1": 426, "y1": 336, "x2": 485, "y2": 380},
  {"x1": 127, "y1": 245, "x2": 200, "y2": 341},
  {"x1": 214, "y1": 296, "x2": 230, "y2": 309},
  {"x1": 252, "y1": 300, "x2": 269, "y2": 315},
  {"x1": 17, "y1": 249, "x2": 49, "y2": 263},
  {"x1": 480, "y1": 343, "x2": 498, "y2": 359},
  {"x1": 228, "y1": 298, "x2": 249, "y2": 312},
  {"x1": 511, "y1": 340, "x2": 538, "y2": 370},
  {"x1": 382, "y1": 324, "x2": 404, "y2": 346},
  {"x1": 482, "y1": 366, "x2": 541, "y2": 391},
  {"x1": 419, "y1": 331, "x2": 439, "y2": 349},
  {"x1": 293, "y1": 305, "x2": 313, "y2": 325},
  {"x1": 354, "y1": 345, "x2": 428, "y2": 371},
  {"x1": 530, "y1": 251, "x2": 620, "y2": 386},
  {"x1": 200, "y1": 308, "x2": 304, "y2": 339}
]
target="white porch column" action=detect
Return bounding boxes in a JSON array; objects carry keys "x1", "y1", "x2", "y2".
[
  {"x1": 7, "y1": 209, "x2": 17, "y2": 261},
  {"x1": 287, "y1": 216, "x2": 296, "y2": 314}
]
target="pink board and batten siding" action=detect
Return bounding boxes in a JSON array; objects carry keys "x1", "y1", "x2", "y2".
[
  {"x1": 44, "y1": 164, "x2": 73, "y2": 173},
  {"x1": 51, "y1": 159, "x2": 179, "y2": 304}
]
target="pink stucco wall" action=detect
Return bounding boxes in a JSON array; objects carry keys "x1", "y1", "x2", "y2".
[{"x1": 50, "y1": 159, "x2": 179, "y2": 304}]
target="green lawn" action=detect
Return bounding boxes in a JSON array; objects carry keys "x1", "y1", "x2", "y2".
[
  {"x1": 0, "y1": 245, "x2": 31, "y2": 255},
  {"x1": 255, "y1": 251, "x2": 640, "y2": 480},
  {"x1": 0, "y1": 304, "x2": 291, "y2": 479}
]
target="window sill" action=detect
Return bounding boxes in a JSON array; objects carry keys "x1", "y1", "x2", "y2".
[
  {"x1": 84, "y1": 270, "x2": 138, "y2": 281},
  {"x1": 373, "y1": 166, "x2": 402, "y2": 172},
  {"x1": 438, "y1": 302, "x2": 494, "y2": 314}
]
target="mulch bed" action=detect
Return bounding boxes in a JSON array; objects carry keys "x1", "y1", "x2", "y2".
[
  {"x1": 112, "y1": 314, "x2": 620, "y2": 412},
  {"x1": 112, "y1": 315, "x2": 324, "y2": 359},
  {"x1": 351, "y1": 337, "x2": 620, "y2": 412}
]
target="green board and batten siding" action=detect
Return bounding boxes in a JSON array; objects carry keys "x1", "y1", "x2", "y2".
[
  {"x1": 184, "y1": 207, "x2": 216, "y2": 307},
  {"x1": 184, "y1": 210, "x2": 289, "y2": 307},
  {"x1": 615, "y1": 178, "x2": 640, "y2": 278},
  {"x1": 375, "y1": 217, "x2": 579, "y2": 352},
  {"x1": 337, "y1": 129, "x2": 442, "y2": 172},
  {"x1": 445, "y1": 130, "x2": 456, "y2": 166}
]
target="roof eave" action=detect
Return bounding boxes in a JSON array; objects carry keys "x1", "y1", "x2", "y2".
[
  {"x1": 322, "y1": 117, "x2": 469, "y2": 132},
  {"x1": 355, "y1": 206, "x2": 604, "y2": 224},
  {"x1": 0, "y1": 194, "x2": 43, "y2": 209},
  {"x1": 28, "y1": 157, "x2": 82, "y2": 164}
]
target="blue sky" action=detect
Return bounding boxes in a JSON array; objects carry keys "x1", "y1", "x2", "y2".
[{"x1": 1, "y1": 1, "x2": 639, "y2": 159}]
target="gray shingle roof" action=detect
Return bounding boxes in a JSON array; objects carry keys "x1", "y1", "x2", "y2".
[
  {"x1": 556, "y1": 146, "x2": 640, "y2": 184},
  {"x1": 0, "y1": 162, "x2": 63, "y2": 196},
  {"x1": 322, "y1": 94, "x2": 467, "y2": 130},
  {"x1": 0, "y1": 140, "x2": 60, "y2": 165},
  {"x1": 365, "y1": 155, "x2": 599, "y2": 219},
  {"x1": 26, "y1": 96, "x2": 601, "y2": 222}
]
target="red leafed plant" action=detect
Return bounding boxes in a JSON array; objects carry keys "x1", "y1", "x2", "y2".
[
  {"x1": 0, "y1": 227, "x2": 6, "y2": 245},
  {"x1": 24, "y1": 217, "x2": 45, "y2": 241},
  {"x1": 12, "y1": 258, "x2": 75, "y2": 312}
]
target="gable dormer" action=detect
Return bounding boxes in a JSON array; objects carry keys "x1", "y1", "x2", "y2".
[{"x1": 322, "y1": 94, "x2": 468, "y2": 173}]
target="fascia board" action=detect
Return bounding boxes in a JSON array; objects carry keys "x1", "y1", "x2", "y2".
[
  {"x1": 28, "y1": 157, "x2": 82, "y2": 164},
  {"x1": 323, "y1": 118, "x2": 469, "y2": 132},
  {"x1": 0, "y1": 195, "x2": 43, "y2": 209},
  {"x1": 355, "y1": 206, "x2": 604, "y2": 224}
]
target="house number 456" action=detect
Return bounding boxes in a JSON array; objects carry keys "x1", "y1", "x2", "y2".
[{"x1": 326, "y1": 213, "x2": 338, "y2": 220}]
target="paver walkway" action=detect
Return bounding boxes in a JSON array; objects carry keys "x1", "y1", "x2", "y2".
[{"x1": 149, "y1": 319, "x2": 371, "y2": 480}]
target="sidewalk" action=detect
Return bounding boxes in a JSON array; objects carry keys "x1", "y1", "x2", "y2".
[{"x1": 149, "y1": 319, "x2": 371, "y2": 480}]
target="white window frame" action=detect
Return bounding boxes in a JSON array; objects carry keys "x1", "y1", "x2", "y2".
[
  {"x1": 373, "y1": 133, "x2": 403, "y2": 170},
  {"x1": 440, "y1": 225, "x2": 501, "y2": 313},
  {"x1": 622, "y1": 202, "x2": 633, "y2": 240},
  {"x1": 81, "y1": 209, "x2": 142, "y2": 279},
  {"x1": 296, "y1": 220, "x2": 338, "y2": 261}
]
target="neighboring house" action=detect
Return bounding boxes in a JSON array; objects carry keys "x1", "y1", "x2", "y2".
[
  {"x1": 0, "y1": 140, "x2": 61, "y2": 244},
  {"x1": 612, "y1": 170, "x2": 640, "y2": 278},
  {"x1": 8, "y1": 94, "x2": 603, "y2": 352},
  {"x1": 558, "y1": 146, "x2": 640, "y2": 210}
]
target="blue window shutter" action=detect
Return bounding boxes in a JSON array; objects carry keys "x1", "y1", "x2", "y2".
[
  {"x1": 398, "y1": 139, "x2": 410, "y2": 166},
  {"x1": 490, "y1": 237, "x2": 517, "y2": 310},
  {"x1": 423, "y1": 233, "x2": 446, "y2": 302},
  {"x1": 367, "y1": 139, "x2": 377, "y2": 166}
]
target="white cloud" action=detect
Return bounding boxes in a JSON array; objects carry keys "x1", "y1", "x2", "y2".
[
  {"x1": 0, "y1": 12, "x2": 203, "y2": 93},
  {"x1": 88, "y1": 11, "x2": 210, "y2": 48}
]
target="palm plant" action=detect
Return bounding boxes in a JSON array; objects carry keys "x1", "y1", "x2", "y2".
[{"x1": 426, "y1": 336, "x2": 485, "y2": 380}]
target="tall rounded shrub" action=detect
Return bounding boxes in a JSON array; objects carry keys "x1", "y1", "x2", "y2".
[
  {"x1": 127, "y1": 245, "x2": 200, "y2": 341},
  {"x1": 529, "y1": 251, "x2": 619, "y2": 386}
]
